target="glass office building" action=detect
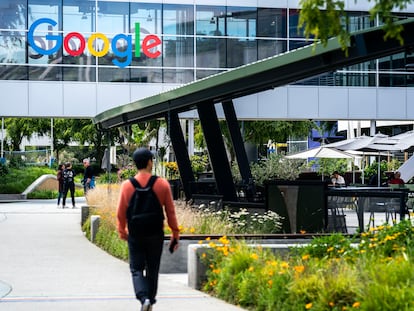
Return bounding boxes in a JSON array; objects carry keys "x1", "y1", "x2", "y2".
[{"x1": 1, "y1": 0, "x2": 414, "y2": 120}]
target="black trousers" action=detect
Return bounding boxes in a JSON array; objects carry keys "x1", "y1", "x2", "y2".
[
  {"x1": 62, "y1": 183, "x2": 75, "y2": 207},
  {"x1": 128, "y1": 232, "x2": 164, "y2": 305}
]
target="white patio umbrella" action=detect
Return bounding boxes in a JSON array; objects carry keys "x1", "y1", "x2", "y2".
[
  {"x1": 325, "y1": 133, "x2": 390, "y2": 186},
  {"x1": 285, "y1": 146, "x2": 355, "y2": 180}
]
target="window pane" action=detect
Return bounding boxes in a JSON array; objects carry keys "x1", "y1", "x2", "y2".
[
  {"x1": 196, "y1": 69, "x2": 225, "y2": 80},
  {"x1": 289, "y1": 40, "x2": 312, "y2": 50},
  {"x1": 63, "y1": 66, "x2": 96, "y2": 82},
  {"x1": 196, "y1": 5, "x2": 226, "y2": 36},
  {"x1": 289, "y1": 9, "x2": 306, "y2": 38},
  {"x1": 0, "y1": 32, "x2": 26, "y2": 63},
  {"x1": 29, "y1": 65, "x2": 62, "y2": 81},
  {"x1": 1, "y1": 0, "x2": 26, "y2": 30},
  {"x1": 130, "y1": 67, "x2": 159, "y2": 82},
  {"x1": 163, "y1": 69, "x2": 193, "y2": 83},
  {"x1": 163, "y1": 36, "x2": 194, "y2": 67},
  {"x1": 96, "y1": 1, "x2": 129, "y2": 34},
  {"x1": 163, "y1": 4, "x2": 194, "y2": 36},
  {"x1": 257, "y1": 40, "x2": 286, "y2": 60},
  {"x1": 0, "y1": 65, "x2": 28, "y2": 80},
  {"x1": 196, "y1": 37, "x2": 226, "y2": 68},
  {"x1": 227, "y1": 39, "x2": 257, "y2": 68},
  {"x1": 63, "y1": 0, "x2": 96, "y2": 33},
  {"x1": 131, "y1": 3, "x2": 162, "y2": 35},
  {"x1": 29, "y1": 0, "x2": 61, "y2": 25},
  {"x1": 98, "y1": 67, "x2": 130, "y2": 82},
  {"x1": 257, "y1": 8, "x2": 287, "y2": 38},
  {"x1": 226, "y1": 7, "x2": 256, "y2": 37}
]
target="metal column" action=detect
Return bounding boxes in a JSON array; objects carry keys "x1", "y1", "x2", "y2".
[
  {"x1": 166, "y1": 111, "x2": 195, "y2": 200},
  {"x1": 197, "y1": 102, "x2": 238, "y2": 201},
  {"x1": 222, "y1": 100, "x2": 253, "y2": 183}
]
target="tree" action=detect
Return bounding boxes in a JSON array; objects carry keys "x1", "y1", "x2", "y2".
[
  {"x1": 299, "y1": 0, "x2": 411, "y2": 50},
  {"x1": 4, "y1": 118, "x2": 49, "y2": 151}
]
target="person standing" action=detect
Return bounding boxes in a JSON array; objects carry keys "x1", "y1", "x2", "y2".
[
  {"x1": 56, "y1": 163, "x2": 65, "y2": 208},
  {"x1": 116, "y1": 148, "x2": 180, "y2": 311},
  {"x1": 62, "y1": 162, "x2": 76, "y2": 208},
  {"x1": 82, "y1": 158, "x2": 95, "y2": 194}
]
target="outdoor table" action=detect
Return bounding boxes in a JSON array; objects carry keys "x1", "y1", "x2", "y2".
[{"x1": 326, "y1": 187, "x2": 409, "y2": 232}]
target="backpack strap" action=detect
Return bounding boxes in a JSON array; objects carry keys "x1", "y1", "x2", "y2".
[{"x1": 129, "y1": 176, "x2": 158, "y2": 189}]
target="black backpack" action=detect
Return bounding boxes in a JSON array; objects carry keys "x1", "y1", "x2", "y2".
[{"x1": 126, "y1": 176, "x2": 165, "y2": 237}]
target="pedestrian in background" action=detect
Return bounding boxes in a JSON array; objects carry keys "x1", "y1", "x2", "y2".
[
  {"x1": 82, "y1": 158, "x2": 95, "y2": 194},
  {"x1": 56, "y1": 163, "x2": 65, "y2": 208},
  {"x1": 62, "y1": 162, "x2": 76, "y2": 208},
  {"x1": 116, "y1": 148, "x2": 180, "y2": 311}
]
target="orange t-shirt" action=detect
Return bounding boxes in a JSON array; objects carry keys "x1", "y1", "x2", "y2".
[{"x1": 116, "y1": 172, "x2": 180, "y2": 240}]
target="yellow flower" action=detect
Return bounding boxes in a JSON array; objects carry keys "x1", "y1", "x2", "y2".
[
  {"x1": 329, "y1": 302, "x2": 335, "y2": 307},
  {"x1": 248, "y1": 266, "x2": 254, "y2": 272},
  {"x1": 302, "y1": 254, "x2": 310, "y2": 261},
  {"x1": 327, "y1": 247, "x2": 334, "y2": 252},
  {"x1": 280, "y1": 261, "x2": 289, "y2": 269},
  {"x1": 206, "y1": 237, "x2": 211, "y2": 241},
  {"x1": 190, "y1": 227, "x2": 196, "y2": 233},
  {"x1": 250, "y1": 253, "x2": 259, "y2": 260},
  {"x1": 300, "y1": 230, "x2": 307, "y2": 234},
  {"x1": 352, "y1": 301, "x2": 361, "y2": 308},
  {"x1": 201, "y1": 253, "x2": 206, "y2": 259},
  {"x1": 305, "y1": 302, "x2": 312, "y2": 309},
  {"x1": 267, "y1": 279, "x2": 273, "y2": 287},
  {"x1": 198, "y1": 240, "x2": 203, "y2": 244},
  {"x1": 294, "y1": 265, "x2": 305, "y2": 273}
]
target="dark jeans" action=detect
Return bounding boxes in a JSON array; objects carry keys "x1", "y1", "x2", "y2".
[
  {"x1": 128, "y1": 232, "x2": 164, "y2": 305},
  {"x1": 62, "y1": 183, "x2": 75, "y2": 207}
]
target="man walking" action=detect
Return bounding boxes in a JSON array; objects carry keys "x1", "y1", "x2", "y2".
[{"x1": 116, "y1": 147, "x2": 180, "y2": 311}]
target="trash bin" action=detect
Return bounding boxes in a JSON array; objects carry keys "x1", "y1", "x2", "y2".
[{"x1": 265, "y1": 180, "x2": 327, "y2": 233}]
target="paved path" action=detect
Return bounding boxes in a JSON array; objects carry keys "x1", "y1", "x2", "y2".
[{"x1": 0, "y1": 199, "x2": 246, "y2": 311}]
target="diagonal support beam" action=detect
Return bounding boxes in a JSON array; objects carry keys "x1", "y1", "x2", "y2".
[
  {"x1": 197, "y1": 102, "x2": 238, "y2": 201},
  {"x1": 222, "y1": 100, "x2": 254, "y2": 189},
  {"x1": 166, "y1": 111, "x2": 195, "y2": 200}
]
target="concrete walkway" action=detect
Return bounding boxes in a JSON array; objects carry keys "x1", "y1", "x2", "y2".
[{"x1": 0, "y1": 199, "x2": 246, "y2": 311}]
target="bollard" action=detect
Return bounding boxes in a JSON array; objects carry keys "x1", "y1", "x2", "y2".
[
  {"x1": 90, "y1": 215, "x2": 100, "y2": 243},
  {"x1": 81, "y1": 205, "x2": 90, "y2": 226}
]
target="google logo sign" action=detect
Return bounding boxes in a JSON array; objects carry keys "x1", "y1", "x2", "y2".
[{"x1": 28, "y1": 18, "x2": 162, "y2": 68}]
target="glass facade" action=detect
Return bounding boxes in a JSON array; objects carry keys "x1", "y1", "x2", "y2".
[{"x1": 0, "y1": 0, "x2": 414, "y2": 86}]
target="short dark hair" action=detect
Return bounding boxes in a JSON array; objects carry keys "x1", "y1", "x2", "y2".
[
  {"x1": 133, "y1": 148, "x2": 154, "y2": 169},
  {"x1": 333, "y1": 171, "x2": 339, "y2": 175}
]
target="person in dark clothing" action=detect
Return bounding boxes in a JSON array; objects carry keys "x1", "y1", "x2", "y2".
[
  {"x1": 56, "y1": 163, "x2": 65, "y2": 208},
  {"x1": 62, "y1": 162, "x2": 76, "y2": 208},
  {"x1": 82, "y1": 158, "x2": 94, "y2": 194}
]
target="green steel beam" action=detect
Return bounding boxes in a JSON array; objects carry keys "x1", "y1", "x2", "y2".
[{"x1": 93, "y1": 19, "x2": 414, "y2": 129}]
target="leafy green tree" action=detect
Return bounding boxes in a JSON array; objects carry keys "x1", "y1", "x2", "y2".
[
  {"x1": 4, "y1": 118, "x2": 49, "y2": 151},
  {"x1": 299, "y1": 0, "x2": 411, "y2": 50}
]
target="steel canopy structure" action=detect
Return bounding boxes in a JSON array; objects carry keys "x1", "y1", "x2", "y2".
[{"x1": 93, "y1": 19, "x2": 414, "y2": 202}]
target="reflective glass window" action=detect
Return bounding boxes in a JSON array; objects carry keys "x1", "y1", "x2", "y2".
[
  {"x1": 347, "y1": 12, "x2": 373, "y2": 32},
  {"x1": 163, "y1": 4, "x2": 194, "y2": 36},
  {"x1": 63, "y1": 0, "x2": 97, "y2": 33},
  {"x1": 289, "y1": 40, "x2": 312, "y2": 50},
  {"x1": 196, "y1": 5, "x2": 226, "y2": 37},
  {"x1": 63, "y1": 66, "x2": 96, "y2": 82},
  {"x1": 289, "y1": 9, "x2": 306, "y2": 38},
  {"x1": 257, "y1": 40, "x2": 286, "y2": 60},
  {"x1": 131, "y1": 3, "x2": 162, "y2": 35},
  {"x1": 257, "y1": 8, "x2": 287, "y2": 38},
  {"x1": 96, "y1": 1, "x2": 129, "y2": 34},
  {"x1": 29, "y1": 65, "x2": 62, "y2": 81},
  {"x1": 0, "y1": 65, "x2": 28, "y2": 80},
  {"x1": 196, "y1": 37, "x2": 226, "y2": 68},
  {"x1": 98, "y1": 67, "x2": 131, "y2": 82},
  {"x1": 226, "y1": 7, "x2": 256, "y2": 38},
  {"x1": 130, "y1": 67, "x2": 159, "y2": 82},
  {"x1": 28, "y1": 0, "x2": 62, "y2": 65},
  {"x1": 227, "y1": 39, "x2": 257, "y2": 68},
  {"x1": 196, "y1": 69, "x2": 225, "y2": 80},
  {"x1": 163, "y1": 69, "x2": 193, "y2": 83},
  {"x1": 0, "y1": 31, "x2": 26, "y2": 64},
  {"x1": 0, "y1": 0, "x2": 26, "y2": 30},
  {"x1": 163, "y1": 36, "x2": 194, "y2": 68}
]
